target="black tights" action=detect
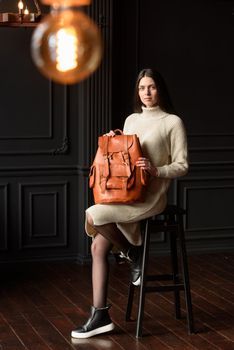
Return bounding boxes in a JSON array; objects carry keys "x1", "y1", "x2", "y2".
[
  {"x1": 87, "y1": 214, "x2": 131, "y2": 308},
  {"x1": 93, "y1": 222, "x2": 131, "y2": 255}
]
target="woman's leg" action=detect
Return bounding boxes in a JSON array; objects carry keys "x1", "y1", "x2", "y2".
[
  {"x1": 71, "y1": 233, "x2": 115, "y2": 339},
  {"x1": 87, "y1": 213, "x2": 143, "y2": 286},
  {"x1": 87, "y1": 213, "x2": 130, "y2": 254},
  {"x1": 91, "y1": 233, "x2": 113, "y2": 308}
]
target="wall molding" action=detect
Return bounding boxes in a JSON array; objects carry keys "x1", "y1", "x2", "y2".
[
  {"x1": 188, "y1": 133, "x2": 234, "y2": 152},
  {"x1": 18, "y1": 181, "x2": 68, "y2": 249},
  {"x1": 0, "y1": 183, "x2": 8, "y2": 251},
  {"x1": 179, "y1": 179, "x2": 234, "y2": 242},
  {"x1": 0, "y1": 84, "x2": 69, "y2": 155}
]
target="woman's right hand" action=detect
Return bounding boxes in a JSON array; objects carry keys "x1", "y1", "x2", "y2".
[
  {"x1": 136, "y1": 157, "x2": 158, "y2": 177},
  {"x1": 104, "y1": 130, "x2": 116, "y2": 137}
]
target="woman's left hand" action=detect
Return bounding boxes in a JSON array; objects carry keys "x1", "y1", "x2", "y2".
[{"x1": 136, "y1": 157, "x2": 158, "y2": 177}]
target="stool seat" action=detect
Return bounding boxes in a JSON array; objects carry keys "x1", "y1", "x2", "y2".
[{"x1": 126, "y1": 205, "x2": 194, "y2": 337}]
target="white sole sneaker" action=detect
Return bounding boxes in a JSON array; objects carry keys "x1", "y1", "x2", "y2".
[
  {"x1": 132, "y1": 276, "x2": 141, "y2": 286},
  {"x1": 71, "y1": 322, "x2": 115, "y2": 339}
]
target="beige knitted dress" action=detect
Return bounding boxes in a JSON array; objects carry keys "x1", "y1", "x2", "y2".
[{"x1": 85, "y1": 106, "x2": 188, "y2": 245}]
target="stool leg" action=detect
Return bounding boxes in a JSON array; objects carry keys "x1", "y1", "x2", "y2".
[
  {"x1": 178, "y1": 215, "x2": 194, "y2": 334},
  {"x1": 126, "y1": 283, "x2": 135, "y2": 321},
  {"x1": 136, "y1": 220, "x2": 150, "y2": 338},
  {"x1": 169, "y1": 230, "x2": 181, "y2": 319}
]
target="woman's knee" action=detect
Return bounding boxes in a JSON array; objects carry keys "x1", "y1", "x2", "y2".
[
  {"x1": 91, "y1": 235, "x2": 111, "y2": 259},
  {"x1": 91, "y1": 240, "x2": 102, "y2": 259},
  {"x1": 86, "y1": 212, "x2": 94, "y2": 226}
]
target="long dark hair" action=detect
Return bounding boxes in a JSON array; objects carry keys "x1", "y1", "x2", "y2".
[{"x1": 133, "y1": 68, "x2": 175, "y2": 114}]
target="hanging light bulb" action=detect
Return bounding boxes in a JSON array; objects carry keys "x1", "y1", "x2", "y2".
[
  {"x1": 55, "y1": 27, "x2": 78, "y2": 72},
  {"x1": 31, "y1": 1, "x2": 102, "y2": 85},
  {"x1": 24, "y1": 7, "x2": 29, "y2": 15},
  {"x1": 18, "y1": 0, "x2": 24, "y2": 15}
]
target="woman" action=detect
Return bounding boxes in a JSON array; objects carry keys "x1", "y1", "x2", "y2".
[{"x1": 71, "y1": 68, "x2": 188, "y2": 339}]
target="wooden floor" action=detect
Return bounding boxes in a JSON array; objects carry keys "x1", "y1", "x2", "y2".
[{"x1": 0, "y1": 252, "x2": 234, "y2": 350}]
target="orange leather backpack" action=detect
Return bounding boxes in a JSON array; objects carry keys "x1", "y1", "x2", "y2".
[{"x1": 89, "y1": 130, "x2": 148, "y2": 204}]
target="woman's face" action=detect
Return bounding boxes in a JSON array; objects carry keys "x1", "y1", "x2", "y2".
[{"x1": 138, "y1": 76, "x2": 158, "y2": 108}]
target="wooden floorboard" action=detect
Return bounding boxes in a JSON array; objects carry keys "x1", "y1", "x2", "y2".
[{"x1": 0, "y1": 253, "x2": 234, "y2": 350}]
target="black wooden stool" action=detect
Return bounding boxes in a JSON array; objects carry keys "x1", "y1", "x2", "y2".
[{"x1": 126, "y1": 205, "x2": 194, "y2": 337}]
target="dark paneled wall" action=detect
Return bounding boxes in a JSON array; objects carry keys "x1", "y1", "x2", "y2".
[
  {"x1": 0, "y1": 1, "x2": 112, "y2": 263},
  {"x1": 112, "y1": 0, "x2": 234, "y2": 254},
  {"x1": 0, "y1": 25, "x2": 79, "y2": 261},
  {"x1": 0, "y1": 0, "x2": 234, "y2": 264}
]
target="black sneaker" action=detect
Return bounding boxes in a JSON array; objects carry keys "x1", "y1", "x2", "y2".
[
  {"x1": 128, "y1": 245, "x2": 143, "y2": 286},
  {"x1": 131, "y1": 265, "x2": 141, "y2": 286},
  {"x1": 71, "y1": 305, "x2": 115, "y2": 339}
]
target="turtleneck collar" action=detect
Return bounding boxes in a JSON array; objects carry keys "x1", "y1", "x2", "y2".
[{"x1": 140, "y1": 105, "x2": 168, "y2": 119}]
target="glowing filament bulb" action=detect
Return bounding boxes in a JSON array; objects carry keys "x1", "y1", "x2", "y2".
[
  {"x1": 31, "y1": 9, "x2": 103, "y2": 84},
  {"x1": 56, "y1": 28, "x2": 78, "y2": 72},
  {"x1": 24, "y1": 7, "x2": 29, "y2": 15},
  {"x1": 18, "y1": 0, "x2": 24, "y2": 11}
]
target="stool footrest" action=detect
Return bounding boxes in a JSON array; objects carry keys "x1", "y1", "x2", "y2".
[{"x1": 145, "y1": 284, "x2": 185, "y2": 293}]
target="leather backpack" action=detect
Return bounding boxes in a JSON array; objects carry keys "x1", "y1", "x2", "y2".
[{"x1": 89, "y1": 130, "x2": 148, "y2": 204}]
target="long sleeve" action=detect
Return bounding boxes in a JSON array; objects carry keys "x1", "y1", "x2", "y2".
[{"x1": 156, "y1": 117, "x2": 189, "y2": 178}]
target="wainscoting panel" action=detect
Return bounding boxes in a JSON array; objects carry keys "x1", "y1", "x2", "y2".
[
  {"x1": 0, "y1": 83, "x2": 68, "y2": 156},
  {"x1": 18, "y1": 181, "x2": 68, "y2": 249},
  {"x1": 188, "y1": 133, "x2": 234, "y2": 164},
  {"x1": 177, "y1": 175, "x2": 234, "y2": 253},
  {"x1": 0, "y1": 173, "x2": 79, "y2": 263}
]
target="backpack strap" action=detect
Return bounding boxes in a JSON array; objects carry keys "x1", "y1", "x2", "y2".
[
  {"x1": 121, "y1": 136, "x2": 131, "y2": 178},
  {"x1": 100, "y1": 136, "x2": 110, "y2": 193}
]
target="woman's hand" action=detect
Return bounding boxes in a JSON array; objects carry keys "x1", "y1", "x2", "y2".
[
  {"x1": 104, "y1": 130, "x2": 116, "y2": 137},
  {"x1": 136, "y1": 157, "x2": 158, "y2": 177}
]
